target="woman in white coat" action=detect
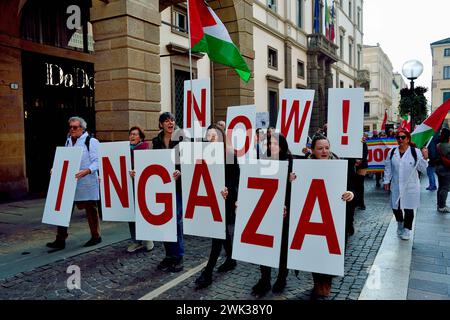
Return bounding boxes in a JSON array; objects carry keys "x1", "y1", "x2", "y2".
[{"x1": 383, "y1": 129, "x2": 428, "y2": 240}]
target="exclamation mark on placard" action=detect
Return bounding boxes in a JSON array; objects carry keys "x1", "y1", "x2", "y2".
[{"x1": 341, "y1": 100, "x2": 350, "y2": 145}]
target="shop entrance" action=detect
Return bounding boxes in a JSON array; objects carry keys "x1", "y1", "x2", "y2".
[{"x1": 22, "y1": 52, "x2": 95, "y2": 194}]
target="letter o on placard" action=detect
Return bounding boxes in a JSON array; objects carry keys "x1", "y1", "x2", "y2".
[
  {"x1": 374, "y1": 148, "x2": 383, "y2": 162},
  {"x1": 226, "y1": 115, "x2": 252, "y2": 157}
]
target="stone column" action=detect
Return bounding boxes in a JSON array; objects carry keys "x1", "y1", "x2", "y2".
[
  {"x1": 90, "y1": 0, "x2": 161, "y2": 141},
  {"x1": 285, "y1": 41, "x2": 292, "y2": 89}
]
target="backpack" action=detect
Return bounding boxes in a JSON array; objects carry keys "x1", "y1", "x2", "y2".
[{"x1": 389, "y1": 146, "x2": 417, "y2": 165}]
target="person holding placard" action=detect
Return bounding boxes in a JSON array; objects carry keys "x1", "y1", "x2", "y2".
[
  {"x1": 384, "y1": 129, "x2": 428, "y2": 240},
  {"x1": 195, "y1": 124, "x2": 239, "y2": 289},
  {"x1": 46, "y1": 116, "x2": 101, "y2": 250},
  {"x1": 126, "y1": 126, "x2": 154, "y2": 253},
  {"x1": 435, "y1": 128, "x2": 450, "y2": 212},
  {"x1": 251, "y1": 133, "x2": 296, "y2": 297},
  {"x1": 307, "y1": 134, "x2": 355, "y2": 299},
  {"x1": 151, "y1": 112, "x2": 184, "y2": 272}
]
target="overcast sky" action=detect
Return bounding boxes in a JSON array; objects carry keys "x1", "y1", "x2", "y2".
[{"x1": 363, "y1": 0, "x2": 450, "y2": 103}]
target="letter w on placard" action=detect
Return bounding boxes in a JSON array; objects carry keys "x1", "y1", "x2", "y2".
[
  {"x1": 187, "y1": 89, "x2": 206, "y2": 128},
  {"x1": 280, "y1": 99, "x2": 311, "y2": 143},
  {"x1": 241, "y1": 177, "x2": 278, "y2": 247},
  {"x1": 290, "y1": 179, "x2": 341, "y2": 255},
  {"x1": 102, "y1": 156, "x2": 129, "y2": 208}
]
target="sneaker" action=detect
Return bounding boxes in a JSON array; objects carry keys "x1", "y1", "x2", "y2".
[
  {"x1": 83, "y1": 237, "x2": 102, "y2": 247},
  {"x1": 46, "y1": 239, "x2": 65, "y2": 250},
  {"x1": 195, "y1": 271, "x2": 212, "y2": 289},
  {"x1": 401, "y1": 228, "x2": 411, "y2": 240},
  {"x1": 438, "y1": 207, "x2": 450, "y2": 213},
  {"x1": 251, "y1": 278, "x2": 271, "y2": 297},
  {"x1": 217, "y1": 259, "x2": 237, "y2": 273},
  {"x1": 397, "y1": 222, "x2": 404, "y2": 236},
  {"x1": 127, "y1": 242, "x2": 144, "y2": 253},
  {"x1": 144, "y1": 240, "x2": 154, "y2": 252},
  {"x1": 272, "y1": 277, "x2": 286, "y2": 293},
  {"x1": 168, "y1": 258, "x2": 184, "y2": 273},
  {"x1": 157, "y1": 257, "x2": 174, "y2": 271}
]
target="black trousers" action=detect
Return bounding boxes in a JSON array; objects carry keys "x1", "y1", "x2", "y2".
[
  {"x1": 354, "y1": 174, "x2": 365, "y2": 207},
  {"x1": 204, "y1": 223, "x2": 233, "y2": 274},
  {"x1": 393, "y1": 208, "x2": 414, "y2": 230}
]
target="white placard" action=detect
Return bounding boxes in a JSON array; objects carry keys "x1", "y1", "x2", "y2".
[
  {"x1": 42, "y1": 147, "x2": 83, "y2": 227},
  {"x1": 287, "y1": 160, "x2": 347, "y2": 276},
  {"x1": 183, "y1": 78, "x2": 211, "y2": 138},
  {"x1": 134, "y1": 149, "x2": 177, "y2": 242},
  {"x1": 98, "y1": 141, "x2": 135, "y2": 222},
  {"x1": 180, "y1": 142, "x2": 226, "y2": 239},
  {"x1": 327, "y1": 88, "x2": 364, "y2": 158},
  {"x1": 226, "y1": 105, "x2": 256, "y2": 164},
  {"x1": 256, "y1": 112, "x2": 269, "y2": 129},
  {"x1": 232, "y1": 160, "x2": 288, "y2": 268},
  {"x1": 276, "y1": 89, "x2": 315, "y2": 156}
]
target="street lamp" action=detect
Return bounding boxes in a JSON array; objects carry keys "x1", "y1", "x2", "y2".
[{"x1": 402, "y1": 60, "x2": 424, "y2": 131}]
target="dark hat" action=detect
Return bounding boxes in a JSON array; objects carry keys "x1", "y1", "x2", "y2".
[{"x1": 159, "y1": 112, "x2": 175, "y2": 123}]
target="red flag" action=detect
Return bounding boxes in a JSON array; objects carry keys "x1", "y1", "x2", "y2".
[{"x1": 381, "y1": 110, "x2": 387, "y2": 131}]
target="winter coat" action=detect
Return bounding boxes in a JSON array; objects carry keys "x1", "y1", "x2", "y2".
[
  {"x1": 65, "y1": 132, "x2": 100, "y2": 201},
  {"x1": 383, "y1": 146, "x2": 428, "y2": 210}
]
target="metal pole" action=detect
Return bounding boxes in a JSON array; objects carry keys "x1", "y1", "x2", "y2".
[{"x1": 410, "y1": 79, "x2": 415, "y2": 132}]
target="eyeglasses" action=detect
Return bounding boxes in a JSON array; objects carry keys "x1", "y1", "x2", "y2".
[
  {"x1": 396, "y1": 135, "x2": 407, "y2": 140},
  {"x1": 69, "y1": 125, "x2": 81, "y2": 130}
]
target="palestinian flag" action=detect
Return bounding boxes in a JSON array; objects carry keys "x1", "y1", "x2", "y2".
[
  {"x1": 412, "y1": 99, "x2": 450, "y2": 148},
  {"x1": 400, "y1": 114, "x2": 410, "y2": 132},
  {"x1": 188, "y1": 0, "x2": 251, "y2": 82}
]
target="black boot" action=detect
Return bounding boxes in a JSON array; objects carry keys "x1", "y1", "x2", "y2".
[
  {"x1": 46, "y1": 239, "x2": 65, "y2": 250},
  {"x1": 217, "y1": 259, "x2": 237, "y2": 273},
  {"x1": 251, "y1": 278, "x2": 271, "y2": 297},
  {"x1": 272, "y1": 277, "x2": 286, "y2": 293},
  {"x1": 195, "y1": 271, "x2": 212, "y2": 289}
]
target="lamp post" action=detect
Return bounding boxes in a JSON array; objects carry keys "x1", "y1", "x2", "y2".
[{"x1": 402, "y1": 60, "x2": 424, "y2": 131}]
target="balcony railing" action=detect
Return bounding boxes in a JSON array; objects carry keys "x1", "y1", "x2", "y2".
[
  {"x1": 307, "y1": 33, "x2": 338, "y2": 62},
  {"x1": 357, "y1": 69, "x2": 370, "y2": 90}
]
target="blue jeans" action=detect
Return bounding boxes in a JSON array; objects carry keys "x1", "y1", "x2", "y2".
[
  {"x1": 427, "y1": 166, "x2": 437, "y2": 188},
  {"x1": 163, "y1": 193, "x2": 184, "y2": 260}
]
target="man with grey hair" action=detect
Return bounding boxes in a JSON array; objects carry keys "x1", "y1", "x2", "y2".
[{"x1": 46, "y1": 116, "x2": 102, "y2": 250}]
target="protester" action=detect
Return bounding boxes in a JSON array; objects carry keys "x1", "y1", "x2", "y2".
[
  {"x1": 424, "y1": 132, "x2": 439, "y2": 191},
  {"x1": 307, "y1": 134, "x2": 355, "y2": 299},
  {"x1": 383, "y1": 129, "x2": 428, "y2": 239},
  {"x1": 126, "y1": 126, "x2": 154, "y2": 253},
  {"x1": 251, "y1": 133, "x2": 296, "y2": 297},
  {"x1": 195, "y1": 124, "x2": 239, "y2": 289},
  {"x1": 436, "y1": 127, "x2": 450, "y2": 213},
  {"x1": 355, "y1": 137, "x2": 369, "y2": 210},
  {"x1": 46, "y1": 116, "x2": 102, "y2": 250},
  {"x1": 372, "y1": 130, "x2": 382, "y2": 187},
  {"x1": 151, "y1": 112, "x2": 184, "y2": 272}
]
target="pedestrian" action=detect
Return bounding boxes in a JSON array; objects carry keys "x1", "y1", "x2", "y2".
[
  {"x1": 424, "y1": 132, "x2": 439, "y2": 191},
  {"x1": 306, "y1": 134, "x2": 355, "y2": 299},
  {"x1": 383, "y1": 129, "x2": 428, "y2": 240},
  {"x1": 251, "y1": 133, "x2": 296, "y2": 297},
  {"x1": 46, "y1": 116, "x2": 102, "y2": 250},
  {"x1": 195, "y1": 124, "x2": 239, "y2": 289},
  {"x1": 372, "y1": 130, "x2": 383, "y2": 188},
  {"x1": 126, "y1": 126, "x2": 154, "y2": 253},
  {"x1": 436, "y1": 127, "x2": 450, "y2": 213},
  {"x1": 151, "y1": 112, "x2": 184, "y2": 272}
]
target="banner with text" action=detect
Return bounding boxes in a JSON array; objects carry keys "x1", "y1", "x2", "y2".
[
  {"x1": 226, "y1": 105, "x2": 256, "y2": 163},
  {"x1": 287, "y1": 160, "x2": 347, "y2": 277},
  {"x1": 366, "y1": 138, "x2": 397, "y2": 173},
  {"x1": 134, "y1": 149, "x2": 177, "y2": 242},
  {"x1": 42, "y1": 147, "x2": 82, "y2": 227},
  {"x1": 98, "y1": 141, "x2": 135, "y2": 222},
  {"x1": 183, "y1": 78, "x2": 211, "y2": 139},
  {"x1": 232, "y1": 160, "x2": 288, "y2": 268}
]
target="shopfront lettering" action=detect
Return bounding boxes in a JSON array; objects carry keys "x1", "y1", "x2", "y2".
[{"x1": 45, "y1": 63, "x2": 94, "y2": 90}]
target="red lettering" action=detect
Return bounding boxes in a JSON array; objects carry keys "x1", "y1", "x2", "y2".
[
  {"x1": 384, "y1": 147, "x2": 391, "y2": 160},
  {"x1": 102, "y1": 156, "x2": 129, "y2": 208},
  {"x1": 241, "y1": 177, "x2": 278, "y2": 247},
  {"x1": 226, "y1": 115, "x2": 252, "y2": 157},
  {"x1": 280, "y1": 99, "x2": 311, "y2": 143},
  {"x1": 290, "y1": 179, "x2": 341, "y2": 255},
  {"x1": 187, "y1": 89, "x2": 207, "y2": 128},
  {"x1": 374, "y1": 149, "x2": 383, "y2": 162},
  {"x1": 55, "y1": 160, "x2": 69, "y2": 211},
  {"x1": 137, "y1": 165, "x2": 173, "y2": 226},
  {"x1": 185, "y1": 160, "x2": 222, "y2": 222},
  {"x1": 367, "y1": 149, "x2": 373, "y2": 163}
]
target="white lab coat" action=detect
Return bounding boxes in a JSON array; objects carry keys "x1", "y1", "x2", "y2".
[
  {"x1": 383, "y1": 146, "x2": 428, "y2": 210},
  {"x1": 65, "y1": 132, "x2": 100, "y2": 201}
]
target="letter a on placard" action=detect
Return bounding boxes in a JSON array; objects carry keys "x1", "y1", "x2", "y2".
[{"x1": 290, "y1": 179, "x2": 341, "y2": 255}]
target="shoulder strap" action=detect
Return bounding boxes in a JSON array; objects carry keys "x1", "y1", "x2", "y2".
[
  {"x1": 410, "y1": 146, "x2": 417, "y2": 165},
  {"x1": 389, "y1": 147, "x2": 396, "y2": 160},
  {"x1": 85, "y1": 135, "x2": 91, "y2": 152}
]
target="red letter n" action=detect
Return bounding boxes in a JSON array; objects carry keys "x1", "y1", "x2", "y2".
[
  {"x1": 187, "y1": 89, "x2": 207, "y2": 128},
  {"x1": 102, "y1": 156, "x2": 129, "y2": 208}
]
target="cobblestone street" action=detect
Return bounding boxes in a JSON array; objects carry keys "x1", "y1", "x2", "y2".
[{"x1": 0, "y1": 179, "x2": 393, "y2": 300}]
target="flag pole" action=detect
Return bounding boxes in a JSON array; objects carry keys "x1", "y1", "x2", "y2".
[{"x1": 187, "y1": 0, "x2": 194, "y2": 138}]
